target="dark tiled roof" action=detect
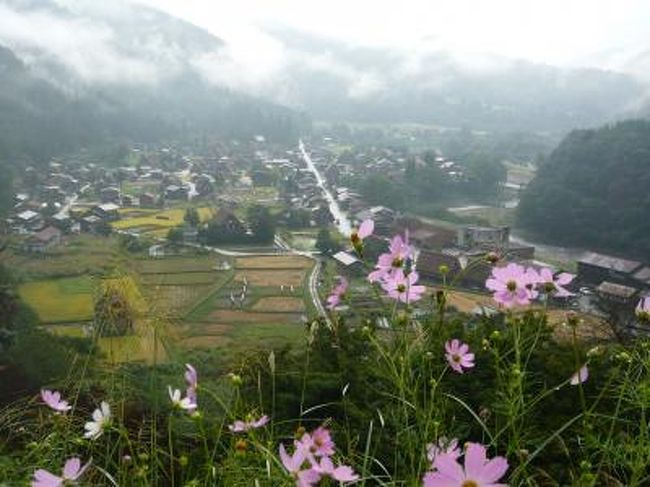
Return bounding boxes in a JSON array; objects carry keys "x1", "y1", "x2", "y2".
[{"x1": 579, "y1": 252, "x2": 642, "y2": 274}]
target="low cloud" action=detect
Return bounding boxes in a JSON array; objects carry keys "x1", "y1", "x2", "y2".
[{"x1": 0, "y1": 2, "x2": 165, "y2": 86}]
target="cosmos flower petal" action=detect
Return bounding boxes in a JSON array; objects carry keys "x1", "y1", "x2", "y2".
[
  {"x1": 358, "y1": 219, "x2": 374, "y2": 239},
  {"x1": 570, "y1": 364, "x2": 589, "y2": 385}
]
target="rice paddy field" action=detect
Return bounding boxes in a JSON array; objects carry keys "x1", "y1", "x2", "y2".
[
  {"x1": 18, "y1": 275, "x2": 95, "y2": 323},
  {"x1": 113, "y1": 207, "x2": 214, "y2": 234},
  {"x1": 6, "y1": 235, "x2": 121, "y2": 278},
  {"x1": 179, "y1": 254, "x2": 314, "y2": 352},
  {"x1": 14, "y1": 234, "x2": 315, "y2": 361}
]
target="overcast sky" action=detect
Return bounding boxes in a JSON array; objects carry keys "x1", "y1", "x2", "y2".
[{"x1": 134, "y1": 0, "x2": 650, "y2": 69}]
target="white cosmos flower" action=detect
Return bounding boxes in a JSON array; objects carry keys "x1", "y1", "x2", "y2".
[
  {"x1": 168, "y1": 386, "x2": 197, "y2": 411},
  {"x1": 84, "y1": 401, "x2": 111, "y2": 440}
]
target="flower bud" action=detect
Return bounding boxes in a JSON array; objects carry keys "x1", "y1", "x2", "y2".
[
  {"x1": 228, "y1": 373, "x2": 243, "y2": 387},
  {"x1": 438, "y1": 264, "x2": 449, "y2": 275},
  {"x1": 479, "y1": 406, "x2": 491, "y2": 421},
  {"x1": 485, "y1": 251, "x2": 500, "y2": 264},
  {"x1": 179, "y1": 455, "x2": 189, "y2": 467},
  {"x1": 235, "y1": 439, "x2": 247, "y2": 455}
]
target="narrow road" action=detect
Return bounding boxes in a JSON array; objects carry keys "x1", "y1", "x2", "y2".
[{"x1": 299, "y1": 140, "x2": 352, "y2": 236}]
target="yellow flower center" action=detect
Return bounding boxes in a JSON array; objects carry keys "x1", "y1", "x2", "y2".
[
  {"x1": 397, "y1": 284, "x2": 406, "y2": 293},
  {"x1": 506, "y1": 280, "x2": 517, "y2": 292},
  {"x1": 462, "y1": 481, "x2": 478, "y2": 487},
  {"x1": 452, "y1": 354, "x2": 461, "y2": 363}
]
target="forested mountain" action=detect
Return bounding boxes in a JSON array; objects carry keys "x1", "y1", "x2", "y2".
[
  {"x1": 255, "y1": 29, "x2": 647, "y2": 133},
  {"x1": 517, "y1": 120, "x2": 650, "y2": 257},
  {"x1": 0, "y1": 1, "x2": 309, "y2": 164}
]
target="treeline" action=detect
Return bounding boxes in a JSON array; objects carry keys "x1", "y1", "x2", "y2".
[
  {"x1": 518, "y1": 119, "x2": 650, "y2": 258},
  {"x1": 353, "y1": 150, "x2": 506, "y2": 214}
]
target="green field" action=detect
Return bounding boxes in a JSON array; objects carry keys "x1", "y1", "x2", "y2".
[
  {"x1": 6, "y1": 235, "x2": 121, "y2": 278},
  {"x1": 138, "y1": 257, "x2": 222, "y2": 274},
  {"x1": 21, "y1": 247, "x2": 312, "y2": 358},
  {"x1": 19, "y1": 276, "x2": 95, "y2": 323}
]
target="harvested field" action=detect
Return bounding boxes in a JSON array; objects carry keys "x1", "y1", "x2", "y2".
[
  {"x1": 252, "y1": 297, "x2": 305, "y2": 312},
  {"x1": 146, "y1": 284, "x2": 214, "y2": 312},
  {"x1": 208, "y1": 310, "x2": 302, "y2": 324},
  {"x1": 235, "y1": 255, "x2": 313, "y2": 270},
  {"x1": 445, "y1": 290, "x2": 494, "y2": 313},
  {"x1": 141, "y1": 272, "x2": 219, "y2": 286},
  {"x1": 234, "y1": 269, "x2": 305, "y2": 287}
]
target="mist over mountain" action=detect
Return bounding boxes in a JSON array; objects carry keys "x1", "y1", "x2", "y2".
[
  {"x1": 0, "y1": 0, "x2": 648, "y2": 165},
  {"x1": 0, "y1": 0, "x2": 309, "y2": 162},
  {"x1": 256, "y1": 28, "x2": 647, "y2": 133}
]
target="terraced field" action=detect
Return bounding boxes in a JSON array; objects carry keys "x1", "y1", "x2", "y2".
[{"x1": 179, "y1": 254, "x2": 314, "y2": 352}]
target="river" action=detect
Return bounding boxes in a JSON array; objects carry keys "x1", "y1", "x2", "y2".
[{"x1": 299, "y1": 140, "x2": 352, "y2": 236}]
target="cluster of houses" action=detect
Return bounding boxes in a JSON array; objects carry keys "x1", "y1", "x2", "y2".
[{"x1": 4, "y1": 137, "x2": 303, "y2": 253}]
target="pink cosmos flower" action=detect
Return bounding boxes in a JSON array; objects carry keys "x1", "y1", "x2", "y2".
[
  {"x1": 40, "y1": 390, "x2": 72, "y2": 413},
  {"x1": 279, "y1": 443, "x2": 321, "y2": 487},
  {"x1": 368, "y1": 232, "x2": 413, "y2": 283},
  {"x1": 486, "y1": 263, "x2": 532, "y2": 307},
  {"x1": 168, "y1": 386, "x2": 197, "y2": 412},
  {"x1": 352, "y1": 219, "x2": 374, "y2": 242},
  {"x1": 423, "y1": 442, "x2": 508, "y2": 487},
  {"x1": 535, "y1": 268, "x2": 574, "y2": 297},
  {"x1": 350, "y1": 219, "x2": 374, "y2": 255},
  {"x1": 296, "y1": 426, "x2": 336, "y2": 457},
  {"x1": 636, "y1": 296, "x2": 650, "y2": 320},
  {"x1": 32, "y1": 457, "x2": 90, "y2": 487},
  {"x1": 427, "y1": 438, "x2": 461, "y2": 466},
  {"x1": 445, "y1": 340, "x2": 475, "y2": 374},
  {"x1": 228, "y1": 414, "x2": 269, "y2": 433},
  {"x1": 382, "y1": 269, "x2": 426, "y2": 303},
  {"x1": 184, "y1": 363, "x2": 198, "y2": 391},
  {"x1": 326, "y1": 277, "x2": 348, "y2": 310},
  {"x1": 569, "y1": 364, "x2": 589, "y2": 385},
  {"x1": 311, "y1": 456, "x2": 359, "y2": 483}
]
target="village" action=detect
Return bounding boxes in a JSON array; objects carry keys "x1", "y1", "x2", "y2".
[{"x1": 3, "y1": 133, "x2": 650, "y2": 361}]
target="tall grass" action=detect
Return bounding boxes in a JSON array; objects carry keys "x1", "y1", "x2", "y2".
[{"x1": 1, "y1": 254, "x2": 649, "y2": 486}]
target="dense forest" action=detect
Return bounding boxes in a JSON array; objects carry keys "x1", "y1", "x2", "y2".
[{"x1": 518, "y1": 120, "x2": 650, "y2": 258}]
